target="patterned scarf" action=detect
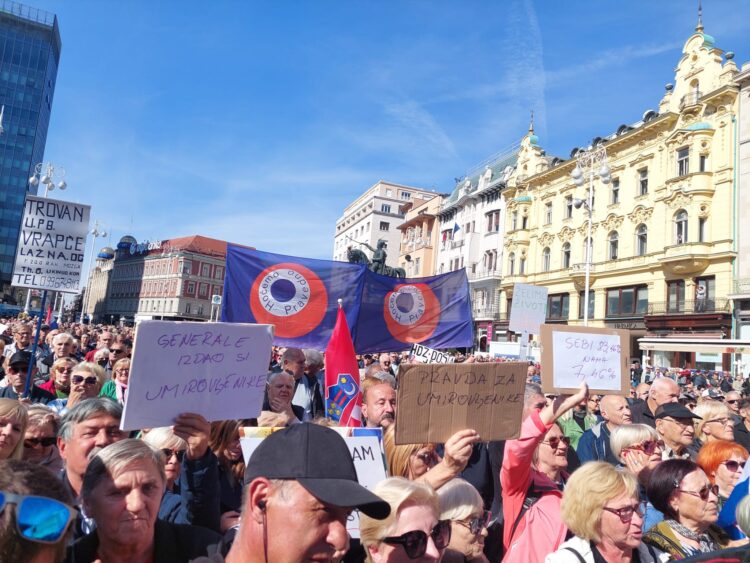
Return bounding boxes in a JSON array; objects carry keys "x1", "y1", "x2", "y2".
[{"x1": 665, "y1": 519, "x2": 717, "y2": 553}]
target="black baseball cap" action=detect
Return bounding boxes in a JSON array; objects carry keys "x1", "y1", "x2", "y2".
[
  {"x1": 655, "y1": 403, "x2": 702, "y2": 420},
  {"x1": 8, "y1": 350, "x2": 31, "y2": 369},
  {"x1": 244, "y1": 423, "x2": 390, "y2": 519}
]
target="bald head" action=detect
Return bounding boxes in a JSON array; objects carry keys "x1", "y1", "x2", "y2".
[
  {"x1": 634, "y1": 383, "x2": 650, "y2": 401},
  {"x1": 649, "y1": 378, "x2": 680, "y2": 407},
  {"x1": 599, "y1": 395, "x2": 632, "y2": 427}
]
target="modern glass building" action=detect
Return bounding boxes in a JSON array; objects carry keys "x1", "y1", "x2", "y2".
[{"x1": 0, "y1": 1, "x2": 60, "y2": 301}]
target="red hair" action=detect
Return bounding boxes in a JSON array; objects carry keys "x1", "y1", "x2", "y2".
[{"x1": 697, "y1": 439, "x2": 749, "y2": 483}]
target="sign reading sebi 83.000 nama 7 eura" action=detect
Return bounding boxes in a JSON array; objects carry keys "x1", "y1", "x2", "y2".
[{"x1": 11, "y1": 195, "x2": 91, "y2": 293}]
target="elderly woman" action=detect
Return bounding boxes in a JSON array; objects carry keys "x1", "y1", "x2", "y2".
[
  {"x1": 382, "y1": 425, "x2": 479, "y2": 491},
  {"x1": 0, "y1": 459, "x2": 76, "y2": 563},
  {"x1": 697, "y1": 440, "x2": 748, "y2": 511},
  {"x1": 93, "y1": 347, "x2": 109, "y2": 369},
  {"x1": 0, "y1": 398, "x2": 27, "y2": 461},
  {"x1": 22, "y1": 404, "x2": 62, "y2": 472},
  {"x1": 37, "y1": 357, "x2": 77, "y2": 399},
  {"x1": 209, "y1": 419, "x2": 252, "y2": 532},
  {"x1": 100, "y1": 358, "x2": 130, "y2": 405},
  {"x1": 360, "y1": 477, "x2": 451, "y2": 562},
  {"x1": 438, "y1": 478, "x2": 490, "y2": 563},
  {"x1": 70, "y1": 439, "x2": 222, "y2": 562},
  {"x1": 643, "y1": 459, "x2": 730, "y2": 558},
  {"x1": 48, "y1": 362, "x2": 105, "y2": 415},
  {"x1": 694, "y1": 401, "x2": 734, "y2": 445},
  {"x1": 611, "y1": 423, "x2": 665, "y2": 531},
  {"x1": 546, "y1": 462, "x2": 668, "y2": 562}
]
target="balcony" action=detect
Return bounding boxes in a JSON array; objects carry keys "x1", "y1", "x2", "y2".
[
  {"x1": 469, "y1": 269, "x2": 502, "y2": 281},
  {"x1": 509, "y1": 229, "x2": 529, "y2": 244},
  {"x1": 665, "y1": 171, "x2": 713, "y2": 195},
  {"x1": 645, "y1": 298, "x2": 730, "y2": 316},
  {"x1": 658, "y1": 242, "x2": 711, "y2": 276},
  {"x1": 473, "y1": 305, "x2": 499, "y2": 319},
  {"x1": 450, "y1": 239, "x2": 465, "y2": 249},
  {"x1": 680, "y1": 91, "x2": 703, "y2": 110},
  {"x1": 569, "y1": 262, "x2": 596, "y2": 291}
]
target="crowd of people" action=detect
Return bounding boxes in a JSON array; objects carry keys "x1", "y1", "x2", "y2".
[{"x1": 2, "y1": 315, "x2": 750, "y2": 562}]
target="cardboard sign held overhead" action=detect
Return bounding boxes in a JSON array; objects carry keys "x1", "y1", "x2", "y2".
[
  {"x1": 395, "y1": 362, "x2": 527, "y2": 445},
  {"x1": 509, "y1": 283, "x2": 548, "y2": 334},
  {"x1": 540, "y1": 324, "x2": 630, "y2": 395},
  {"x1": 410, "y1": 343, "x2": 455, "y2": 364}
]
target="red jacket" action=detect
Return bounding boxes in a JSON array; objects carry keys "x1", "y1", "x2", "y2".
[{"x1": 37, "y1": 378, "x2": 57, "y2": 395}]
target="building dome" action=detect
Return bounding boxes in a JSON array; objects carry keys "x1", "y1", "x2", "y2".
[
  {"x1": 97, "y1": 247, "x2": 115, "y2": 260},
  {"x1": 117, "y1": 235, "x2": 136, "y2": 250},
  {"x1": 528, "y1": 134, "x2": 539, "y2": 146}
]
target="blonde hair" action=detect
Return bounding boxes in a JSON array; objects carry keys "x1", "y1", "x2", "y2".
[
  {"x1": 560, "y1": 461, "x2": 638, "y2": 542},
  {"x1": 360, "y1": 477, "x2": 439, "y2": 562},
  {"x1": 0, "y1": 399, "x2": 28, "y2": 460},
  {"x1": 142, "y1": 426, "x2": 187, "y2": 451},
  {"x1": 694, "y1": 401, "x2": 731, "y2": 442},
  {"x1": 610, "y1": 424, "x2": 659, "y2": 462},
  {"x1": 438, "y1": 478, "x2": 483, "y2": 522},
  {"x1": 72, "y1": 361, "x2": 107, "y2": 387},
  {"x1": 383, "y1": 424, "x2": 429, "y2": 479}
]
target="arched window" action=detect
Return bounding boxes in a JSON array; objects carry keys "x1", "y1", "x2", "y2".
[
  {"x1": 508, "y1": 252, "x2": 515, "y2": 276},
  {"x1": 675, "y1": 210, "x2": 688, "y2": 244},
  {"x1": 542, "y1": 247, "x2": 551, "y2": 272},
  {"x1": 562, "y1": 243, "x2": 571, "y2": 269},
  {"x1": 636, "y1": 225, "x2": 648, "y2": 256},
  {"x1": 583, "y1": 237, "x2": 592, "y2": 262},
  {"x1": 608, "y1": 231, "x2": 619, "y2": 260},
  {"x1": 519, "y1": 255, "x2": 526, "y2": 275}
]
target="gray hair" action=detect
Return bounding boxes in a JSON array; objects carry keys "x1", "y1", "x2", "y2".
[
  {"x1": 524, "y1": 383, "x2": 543, "y2": 405},
  {"x1": 438, "y1": 478, "x2": 483, "y2": 522},
  {"x1": 82, "y1": 439, "x2": 165, "y2": 501},
  {"x1": 52, "y1": 332, "x2": 74, "y2": 345},
  {"x1": 610, "y1": 423, "x2": 658, "y2": 462},
  {"x1": 737, "y1": 496, "x2": 750, "y2": 537},
  {"x1": 364, "y1": 363, "x2": 384, "y2": 378},
  {"x1": 26, "y1": 404, "x2": 61, "y2": 434},
  {"x1": 142, "y1": 426, "x2": 187, "y2": 451},
  {"x1": 267, "y1": 371, "x2": 293, "y2": 385},
  {"x1": 59, "y1": 398, "x2": 123, "y2": 441},
  {"x1": 281, "y1": 347, "x2": 304, "y2": 364},
  {"x1": 93, "y1": 348, "x2": 110, "y2": 362},
  {"x1": 368, "y1": 371, "x2": 397, "y2": 387},
  {"x1": 303, "y1": 349, "x2": 324, "y2": 368}
]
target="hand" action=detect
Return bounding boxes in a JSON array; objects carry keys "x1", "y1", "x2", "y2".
[
  {"x1": 622, "y1": 448, "x2": 649, "y2": 479},
  {"x1": 220, "y1": 510, "x2": 241, "y2": 533},
  {"x1": 172, "y1": 412, "x2": 210, "y2": 461},
  {"x1": 442, "y1": 429, "x2": 481, "y2": 474},
  {"x1": 258, "y1": 410, "x2": 292, "y2": 428},
  {"x1": 18, "y1": 396, "x2": 31, "y2": 406},
  {"x1": 270, "y1": 396, "x2": 294, "y2": 417}
]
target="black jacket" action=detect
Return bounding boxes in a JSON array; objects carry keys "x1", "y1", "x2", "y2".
[
  {"x1": 735, "y1": 421, "x2": 750, "y2": 454},
  {"x1": 629, "y1": 398, "x2": 656, "y2": 428}
]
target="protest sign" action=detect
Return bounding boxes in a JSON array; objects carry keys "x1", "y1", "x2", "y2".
[
  {"x1": 121, "y1": 321, "x2": 274, "y2": 430},
  {"x1": 508, "y1": 283, "x2": 548, "y2": 334},
  {"x1": 239, "y1": 427, "x2": 386, "y2": 539},
  {"x1": 410, "y1": 343, "x2": 455, "y2": 364},
  {"x1": 395, "y1": 362, "x2": 526, "y2": 444},
  {"x1": 540, "y1": 324, "x2": 630, "y2": 394},
  {"x1": 12, "y1": 195, "x2": 91, "y2": 293}
]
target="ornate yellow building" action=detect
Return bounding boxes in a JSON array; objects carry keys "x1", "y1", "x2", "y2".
[{"x1": 497, "y1": 22, "x2": 740, "y2": 369}]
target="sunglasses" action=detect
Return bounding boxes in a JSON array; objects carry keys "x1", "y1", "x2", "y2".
[
  {"x1": 415, "y1": 452, "x2": 439, "y2": 466},
  {"x1": 602, "y1": 503, "x2": 645, "y2": 523},
  {"x1": 110, "y1": 348, "x2": 125, "y2": 354},
  {"x1": 726, "y1": 399, "x2": 739, "y2": 405},
  {"x1": 72, "y1": 375, "x2": 98, "y2": 386},
  {"x1": 625, "y1": 440, "x2": 663, "y2": 456},
  {"x1": 0, "y1": 491, "x2": 75, "y2": 543},
  {"x1": 542, "y1": 435, "x2": 571, "y2": 449},
  {"x1": 160, "y1": 448, "x2": 185, "y2": 462},
  {"x1": 24, "y1": 437, "x2": 56, "y2": 448},
  {"x1": 677, "y1": 484, "x2": 719, "y2": 501},
  {"x1": 382, "y1": 520, "x2": 451, "y2": 559},
  {"x1": 723, "y1": 460, "x2": 747, "y2": 473},
  {"x1": 455, "y1": 511, "x2": 492, "y2": 536},
  {"x1": 56, "y1": 367, "x2": 74, "y2": 374}
]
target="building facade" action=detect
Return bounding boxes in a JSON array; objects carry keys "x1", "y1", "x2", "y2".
[
  {"x1": 0, "y1": 1, "x2": 60, "y2": 299},
  {"x1": 333, "y1": 180, "x2": 437, "y2": 267},
  {"x1": 497, "y1": 23, "x2": 739, "y2": 369},
  {"x1": 396, "y1": 194, "x2": 444, "y2": 278}
]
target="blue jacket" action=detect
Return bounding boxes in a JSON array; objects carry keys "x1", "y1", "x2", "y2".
[
  {"x1": 158, "y1": 449, "x2": 221, "y2": 532},
  {"x1": 576, "y1": 421, "x2": 619, "y2": 465}
]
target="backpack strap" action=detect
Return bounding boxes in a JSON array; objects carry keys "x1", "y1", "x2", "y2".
[
  {"x1": 508, "y1": 483, "x2": 543, "y2": 542},
  {"x1": 563, "y1": 547, "x2": 586, "y2": 563}
]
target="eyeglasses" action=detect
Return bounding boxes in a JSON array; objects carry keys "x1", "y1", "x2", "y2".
[
  {"x1": 705, "y1": 418, "x2": 732, "y2": 426},
  {"x1": 722, "y1": 460, "x2": 747, "y2": 473},
  {"x1": 541, "y1": 435, "x2": 571, "y2": 449},
  {"x1": 115, "y1": 369, "x2": 130, "y2": 374},
  {"x1": 382, "y1": 520, "x2": 451, "y2": 559},
  {"x1": 415, "y1": 452, "x2": 439, "y2": 466},
  {"x1": 110, "y1": 348, "x2": 125, "y2": 354},
  {"x1": 677, "y1": 484, "x2": 719, "y2": 501},
  {"x1": 24, "y1": 437, "x2": 56, "y2": 448},
  {"x1": 454, "y1": 511, "x2": 492, "y2": 536},
  {"x1": 726, "y1": 400, "x2": 739, "y2": 405},
  {"x1": 72, "y1": 375, "x2": 98, "y2": 386},
  {"x1": 602, "y1": 503, "x2": 645, "y2": 523},
  {"x1": 0, "y1": 491, "x2": 75, "y2": 543},
  {"x1": 56, "y1": 367, "x2": 74, "y2": 374},
  {"x1": 160, "y1": 448, "x2": 185, "y2": 462},
  {"x1": 624, "y1": 439, "x2": 663, "y2": 455}
]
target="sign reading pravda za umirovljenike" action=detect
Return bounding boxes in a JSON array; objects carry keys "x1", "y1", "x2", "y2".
[{"x1": 11, "y1": 195, "x2": 91, "y2": 293}]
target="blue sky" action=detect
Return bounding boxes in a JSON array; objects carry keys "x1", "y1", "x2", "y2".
[{"x1": 26, "y1": 0, "x2": 750, "y2": 259}]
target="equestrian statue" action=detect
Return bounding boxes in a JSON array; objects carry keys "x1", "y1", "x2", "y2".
[{"x1": 346, "y1": 239, "x2": 407, "y2": 278}]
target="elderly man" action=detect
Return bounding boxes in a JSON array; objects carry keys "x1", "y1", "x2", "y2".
[
  {"x1": 378, "y1": 353, "x2": 395, "y2": 376},
  {"x1": 2, "y1": 323, "x2": 37, "y2": 362},
  {"x1": 0, "y1": 351, "x2": 54, "y2": 403},
  {"x1": 361, "y1": 374, "x2": 397, "y2": 428},
  {"x1": 654, "y1": 403, "x2": 701, "y2": 460},
  {"x1": 291, "y1": 349, "x2": 325, "y2": 421},
  {"x1": 577, "y1": 394, "x2": 632, "y2": 465},
  {"x1": 630, "y1": 376, "x2": 679, "y2": 428},
  {"x1": 263, "y1": 371, "x2": 303, "y2": 423},
  {"x1": 224, "y1": 423, "x2": 389, "y2": 563},
  {"x1": 37, "y1": 332, "x2": 75, "y2": 378},
  {"x1": 725, "y1": 390, "x2": 742, "y2": 423},
  {"x1": 734, "y1": 397, "x2": 750, "y2": 453},
  {"x1": 84, "y1": 331, "x2": 114, "y2": 362}
]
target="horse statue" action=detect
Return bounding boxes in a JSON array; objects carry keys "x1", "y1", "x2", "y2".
[{"x1": 346, "y1": 244, "x2": 406, "y2": 278}]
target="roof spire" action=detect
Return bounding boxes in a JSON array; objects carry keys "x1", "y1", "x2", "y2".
[
  {"x1": 528, "y1": 110, "x2": 535, "y2": 134},
  {"x1": 696, "y1": 0, "x2": 704, "y2": 32}
]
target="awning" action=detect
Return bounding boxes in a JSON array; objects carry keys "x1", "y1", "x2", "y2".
[{"x1": 638, "y1": 337, "x2": 750, "y2": 354}]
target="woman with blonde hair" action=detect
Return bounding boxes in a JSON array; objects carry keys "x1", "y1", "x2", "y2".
[
  {"x1": 694, "y1": 401, "x2": 734, "y2": 444},
  {"x1": 100, "y1": 357, "x2": 130, "y2": 405},
  {"x1": 48, "y1": 361, "x2": 106, "y2": 415},
  {"x1": 439, "y1": 478, "x2": 490, "y2": 562},
  {"x1": 37, "y1": 356, "x2": 77, "y2": 398},
  {"x1": 21, "y1": 404, "x2": 62, "y2": 471},
  {"x1": 0, "y1": 398, "x2": 27, "y2": 460}
]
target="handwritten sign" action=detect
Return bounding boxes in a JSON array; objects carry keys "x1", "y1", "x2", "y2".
[
  {"x1": 410, "y1": 343, "x2": 455, "y2": 364},
  {"x1": 120, "y1": 321, "x2": 274, "y2": 430},
  {"x1": 540, "y1": 324, "x2": 630, "y2": 394},
  {"x1": 239, "y1": 427, "x2": 386, "y2": 539},
  {"x1": 12, "y1": 195, "x2": 91, "y2": 293},
  {"x1": 509, "y1": 283, "x2": 548, "y2": 334},
  {"x1": 395, "y1": 362, "x2": 526, "y2": 444}
]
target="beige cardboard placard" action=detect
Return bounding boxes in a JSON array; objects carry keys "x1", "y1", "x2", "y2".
[
  {"x1": 394, "y1": 362, "x2": 526, "y2": 445},
  {"x1": 540, "y1": 324, "x2": 630, "y2": 395}
]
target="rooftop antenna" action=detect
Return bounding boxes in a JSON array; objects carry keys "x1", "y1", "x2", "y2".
[
  {"x1": 696, "y1": 0, "x2": 704, "y2": 32},
  {"x1": 529, "y1": 109, "x2": 535, "y2": 134}
]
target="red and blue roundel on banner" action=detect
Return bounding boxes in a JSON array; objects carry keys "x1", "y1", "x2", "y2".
[
  {"x1": 383, "y1": 283, "x2": 440, "y2": 343},
  {"x1": 250, "y1": 262, "x2": 328, "y2": 338}
]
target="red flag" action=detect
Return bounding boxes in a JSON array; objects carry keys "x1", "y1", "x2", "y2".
[
  {"x1": 44, "y1": 304, "x2": 52, "y2": 325},
  {"x1": 325, "y1": 303, "x2": 362, "y2": 427}
]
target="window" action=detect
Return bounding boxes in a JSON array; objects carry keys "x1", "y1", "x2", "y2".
[
  {"x1": 565, "y1": 196, "x2": 573, "y2": 219},
  {"x1": 636, "y1": 225, "x2": 648, "y2": 256},
  {"x1": 542, "y1": 247, "x2": 551, "y2": 272},
  {"x1": 199, "y1": 283, "x2": 208, "y2": 297},
  {"x1": 611, "y1": 179, "x2": 620, "y2": 204},
  {"x1": 698, "y1": 217, "x2": 706, "y2": 242},
  {"x1": 562, "y1": 243, "x2": 571, "y2": 269},
  {"x1": 694, "y1": 276, "x2": 715, "y2": 312},
  {"x1": 608, "y1": 231, "x2": 619, "y2": 260},
  {"x1": 677, "y1": 147, "x2": 689, "y2": 177},
  {"x1": 401, "y1": 191, "x2": 411, "y2": 200},
  {"x1": 465, "y1": 223, "x2": 471, "y2": 233},
  {"x1": 606, "y1": 286, "x2": 648, "y2": 317},
  {"x1": 381, "y1": 204, "x2": 391, "y2": 213},
  {"x1": 638, "y1": 169, "x2": 649, "y2": 195},
  {"x1": 667, "y1": 280, "x2": 685, "y2": 312},
  {"x1": 185, "y1": 303, "x2": 192, "y2": 314},
  {"x1": 215, "y1": 266, "x2": 224, "y2": 279},
  {"x1": 180, "y1": 259, "x2": 192, "y2": 274},
  {"x1": 379, "y1": 221, "x2": 390, "y2": 231},
  {"x1": 519, "y1": 256, "x2": 526, "y2": 274},
  {"x1": 547, "y1": 294, "x2": 570, "y2": 320},
  {"x1": 201, "y1": 264, "x2": 210, "y2": 277},
  {"x1": 511, "y1": 211, "x2": 518, "y2": 230},
  {"x1": 545, "y1": 203, "x2": 552, "y2": 225},
  {"x1": 187, "y1": 282, "x2": 195, "y2": 294},
  {"x1": 675, "y1": 210, "x2": 688, "y2": 244},
  {"x1": 508, "y1": 252, "x2": 515, "y2": 276},
  {"x1": 578, "y1": 291, "x2": 595, "y2": 319},
  {"x1": 583, "y1": 237, "x2": 592, "y2": 263},
  {"x1": 590, "y1": 188, "x2": 595, "y2": 210},
  {"x1": 414, "y1": 257, "x2": 420, "y2": 275},
  {"x1": 521, "y1": 215, "x2": 528, "y2": 229},
  {"x1": 699, "y1": 154, "x2": 708, "y2": 172}
]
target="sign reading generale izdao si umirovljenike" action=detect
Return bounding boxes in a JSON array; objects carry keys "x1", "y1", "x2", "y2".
[{"x1": 11, "y1": 195, "x2": 91, "y2": 292}]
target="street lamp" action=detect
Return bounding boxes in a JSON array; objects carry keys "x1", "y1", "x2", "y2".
[
  {"x1": 570, "y1": 146, "x2": 610, "y2": 326},
  {"x1": 28, "y1": 162, "x2": 67, "y2": 198},
  {"x1": 80, "y1": 221, "x2": 108, "y2": 324}
]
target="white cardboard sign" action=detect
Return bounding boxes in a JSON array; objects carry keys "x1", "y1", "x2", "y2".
[
  {"x1": 509, "y1": 283, "x2": 548, "y2": 334},
  {"x1": 120, "y1": 321, "x2": 274, "y2": 430},
  {"x1": 410, "y1": 343, "x2": 455, "y2": 364},
  {"x1": 12, "y1": 195, "x2": 91, "y2": 293}
]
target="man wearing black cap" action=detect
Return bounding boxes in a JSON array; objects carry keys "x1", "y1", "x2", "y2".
[
  {"x1": 0, "y1": 351, "x2": 54, "y2": 404},
  {"x1": 654, "y1": 403, "x2": 701, "y2": 461},
  {"x1": 223, "y1": 423, "x2": 390, "y2": 563}
]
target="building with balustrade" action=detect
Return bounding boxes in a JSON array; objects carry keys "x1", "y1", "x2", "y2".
[{"x1": 396, "y1": 194, "x2": 444, "y2": 277}]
